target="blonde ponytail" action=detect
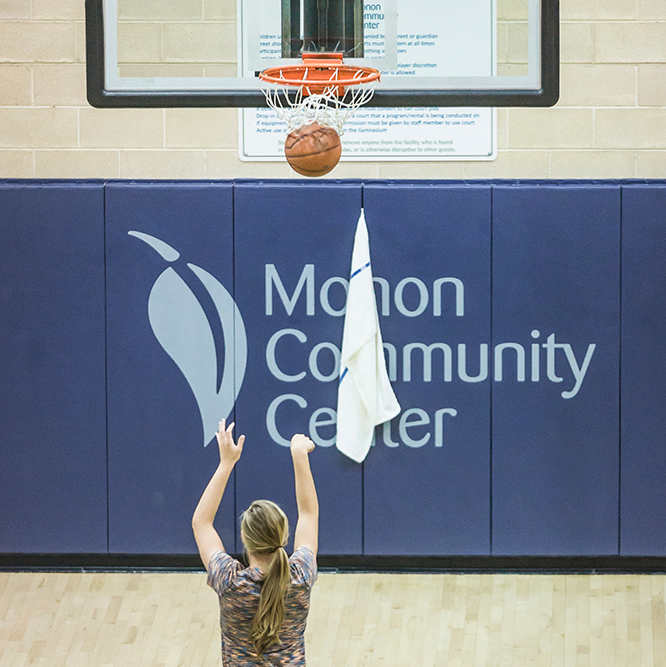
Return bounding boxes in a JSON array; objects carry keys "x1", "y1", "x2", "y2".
[
  {"x1": 250, "y1": 546, "x2": 290, "y2": 656},
  {"x1": 240, "y1": 500, "x2": 291, "y2": 658}
]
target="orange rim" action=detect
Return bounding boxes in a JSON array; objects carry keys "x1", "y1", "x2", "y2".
[{"x1": 259, "y1": 52, "x2": 380, "y2": 96}]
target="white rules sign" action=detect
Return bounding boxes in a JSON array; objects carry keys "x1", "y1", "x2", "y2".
[{"x1": 239, "y1": 0, "x2": 497, "y2": 162}]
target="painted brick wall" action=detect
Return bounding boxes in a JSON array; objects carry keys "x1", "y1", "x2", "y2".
[{"x1": 0, "y1": 0, "x2": 664, "y2": 179}]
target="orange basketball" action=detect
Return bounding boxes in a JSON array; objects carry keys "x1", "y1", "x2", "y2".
[{"x1": 284, "y1": 122, "x2": 342, "y2": 177}]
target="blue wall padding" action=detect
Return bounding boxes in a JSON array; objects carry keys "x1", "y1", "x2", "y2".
[
  {"x1": 233, "y1": 183, "x2": 364, "y2": 555},
  {"x1": 3, "y1": 179, "x2": 666, "y2": 557},
  {"x1": 491, "y1": 185, "x2": 621, "y2": 555},
  {"x1": 621, "y1": 184, "x2": 666, "y2": 555},
  {"x1": 0, "y1": 182, "x2": 107, "y2": 552},
  {"x1": 363, "y1": 183, "x2": 492, "y2": 555},
  {"x1": 105, "y1": 182, "x2": 237, "y2": 554}
]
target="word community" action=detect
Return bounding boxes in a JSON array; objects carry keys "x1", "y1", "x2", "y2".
[{"x1": 263, "y1": 264, "x2": 597, "y2": 448}]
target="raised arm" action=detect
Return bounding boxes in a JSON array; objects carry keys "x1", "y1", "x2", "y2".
[
  {"x1": 291, "y1": 434, "x2": 319, "y2": 555},
  {"x1": 192, "y1": 419, "x2": 245, "y2": 570}
]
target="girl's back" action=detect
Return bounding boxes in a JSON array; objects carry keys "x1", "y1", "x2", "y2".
[{"x1": 208, "y1": 546, "x2": 317, "y2": 666}]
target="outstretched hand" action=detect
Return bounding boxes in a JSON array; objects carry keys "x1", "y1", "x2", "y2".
[
  {"x1": 192, "y1": 418, "x2": 243, "y2": 567},
  {"x1": 216, "y1": 419, "x2": 245, "y2": 465},
  {"x1": 291, "y1": 433, "x2": 315, "y2": 456}
]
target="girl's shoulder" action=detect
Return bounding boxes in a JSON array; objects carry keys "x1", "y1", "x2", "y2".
[
  {"x1": 207, "y1": 552, "x2": 256, "y2": 595},
  {"x1": 289, "y1": 546, "x2": 317, "y2": 587}
]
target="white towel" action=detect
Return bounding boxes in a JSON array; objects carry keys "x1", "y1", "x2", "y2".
[{"x1": 336, "y1": 210, "x2": 401, "y2": 463}]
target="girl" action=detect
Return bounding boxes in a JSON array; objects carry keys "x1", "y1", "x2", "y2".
[{"x1": 192, "y1": 420, "x2": 318, "y2": 666}]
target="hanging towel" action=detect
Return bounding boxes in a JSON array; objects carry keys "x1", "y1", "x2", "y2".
[{"x1": 336, "y1": 209, "x2": 401, "y2": 463}]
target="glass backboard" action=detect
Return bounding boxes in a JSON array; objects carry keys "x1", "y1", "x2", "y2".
[{"x1": 85, "y1": 0, "x2": 558, "y2": 108}]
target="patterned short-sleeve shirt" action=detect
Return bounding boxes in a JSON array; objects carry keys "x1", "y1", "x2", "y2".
[{"x1": 207, "y1": 547, "x2": 317, "y2": 666}]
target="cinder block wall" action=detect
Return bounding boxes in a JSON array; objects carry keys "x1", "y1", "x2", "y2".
[{"x1": 0, "y1": 0, "x2": 664, "y2": 180}]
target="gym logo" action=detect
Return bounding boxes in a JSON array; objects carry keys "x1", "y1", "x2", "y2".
[{"x1": 129, "y1": 232, "x2": 247, "y2": 446}]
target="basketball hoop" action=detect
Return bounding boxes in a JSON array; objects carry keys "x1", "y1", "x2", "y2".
[{"x1": 259, "y1": 52, "x2": 380, "y2": 136}]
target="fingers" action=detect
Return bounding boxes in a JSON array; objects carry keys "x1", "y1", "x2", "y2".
[
  {"x1": 217, "y1": 420, "x2": 236, "y2": 439},
  {"x1": 217, "y1": 419, "x2": 244, "y2": 457},
  {"x1": 291, "y1": 433, "x2": 315, "y2": 453}
]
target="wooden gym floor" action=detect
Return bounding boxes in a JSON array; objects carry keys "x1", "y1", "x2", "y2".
[{"x1": 1, "y1": 570, "x2": 665, "y2": 666}]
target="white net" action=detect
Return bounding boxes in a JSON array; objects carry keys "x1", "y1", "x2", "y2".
[{"x1": 261, "y1": 80, "x2": 377, "y2": 136}]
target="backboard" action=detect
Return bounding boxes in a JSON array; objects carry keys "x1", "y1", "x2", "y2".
[{"x1": 85, "y1": 0, "x2": 559, "y2": 108}]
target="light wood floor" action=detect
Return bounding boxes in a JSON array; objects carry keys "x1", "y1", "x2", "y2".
[{"x1": 1, "y1": 570, "x2": 665, "y2": 666}]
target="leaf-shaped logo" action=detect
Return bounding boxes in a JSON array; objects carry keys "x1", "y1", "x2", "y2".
[{"x1": 129, "y1": 231, "x2": 247, "y2": 446}]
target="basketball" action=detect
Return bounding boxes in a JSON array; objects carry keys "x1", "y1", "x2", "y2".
[{"x1": 284, "y1": 122, "x2": 342, "y2": 177}]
